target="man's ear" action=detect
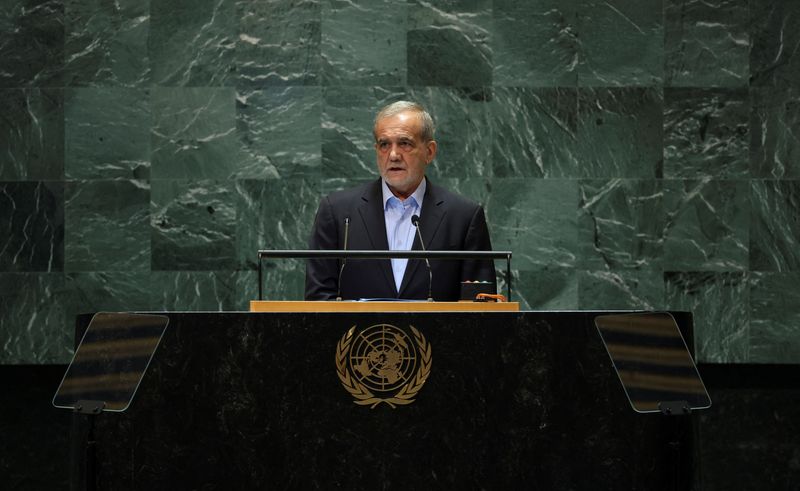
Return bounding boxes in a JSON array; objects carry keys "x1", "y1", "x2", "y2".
[{"x1": 426, "y1": 140, "x2": 438, "y2": 163}]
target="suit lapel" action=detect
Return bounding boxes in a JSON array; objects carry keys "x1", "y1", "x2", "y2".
[
  {"x1": 399, "y1": 180, "x2": 446, "y2": 296},
  {"x1": 357, "y1": 179, "x2": 396, "y2": 295}
]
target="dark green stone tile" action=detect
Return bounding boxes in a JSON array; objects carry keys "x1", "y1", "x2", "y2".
[
  {"x1": 65, "y1": 180, "x2": 150, "y2": 272},
  {"x1": 148, "y1": 0, "x2": 235, "y2": 86},
  {"x1": 235, "y1": 0, "x2": 321, "y2": 86},
  {"x1": 254, "y1": 262, "x2": 306, "y2": 301},
  {"x1": 151, "y1": 180, "x2": 236, "y2": 271},
  {"x1": 66, "y1": 271, "x2": 151, "y2": 319},
  {"x1": 664, "y1": 0, "x2": 748, "y2": 87},
  {"x1": 750, "y1": 180, "x2": 800, "y2": 271},
  {"x1": 665, "y1": 271, "x2": 749, "y2": 363},
  {"x1": 407, "y1": 0, "x2": 492, "y2": 86},
  {"x1": 151, "y1": 88, "x2": 245, "y2": 179},
  {"x1": 0, "y1": 89, "x2": 63, "y2": 181},
  {"x1": 664, "y1": 88, "x2": 749, "y2": 179},
  {"x1": 486, "y1": 179, "x2": 578, "y2": 270},
  {"x1": 576, "y1": 0, "x2": 663, "y2": 86},
  {"x1": 0, "y1": 182, "x2": 64, "y2": 272},
  {"x1": 493, "y1": 0, "x2": 577, "y2": 87},
  {"x1": 576, "y1": 88, "x2": 663, "y2": 178},
  {"x1": 322, "y1": 0, "x2": 406, "y2": 85},
  {"x1": 151, "y1": 271, "x2": 254, "y2": 310},
  {"x1": 63, "y1": 0, "x2": 149, "y2": 86},
  {"x1": 750, "y1": 88, "x2": 800, "y2": 178},
  {"x1": 407, "y1": 87, "x2": 492, "y2": 178},
  {"x1": 0, "y1": 273, "x2": 72, "y2": 364},
  {"x1": 236, "y1": 87, "x2": 321, "y2": 179},
  {"x1": 0, "y1": 0, "x2": 64, "y2": 87},
  {"x1": 500, "y1": 267, "x2": 578, "y2": 310},
  {"x1": 663, "y1": 180, "x2": 748, "y2": 271},
  {"x1": 65, "y1": 88, "x2": 150, "y2": 180},
  {"x1": 578, "y1": 269, "x2": 664, "y2": 310},
  {"x1": 750, "y1": 0, "x2": 800, "y2": 89},
  {"x1": 321, "y1": 86, "x2": 406, "y2": 179},
  {"x1": 235, "y1": 178, "x2": 321, "y2": 271},
  {"x1": 578, "y1": 179, "x2": 663, "y2": 269},
  {"x1": 491, "y1": 87, "x2": 578, "y2": 178},
  {"x1": 749, "y1": 272, "x2": 800, "y2": 363}
]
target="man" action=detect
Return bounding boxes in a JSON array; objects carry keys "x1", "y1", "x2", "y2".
[{"x1": 304, "y1": 101, "x2": 495, "y2": 301}]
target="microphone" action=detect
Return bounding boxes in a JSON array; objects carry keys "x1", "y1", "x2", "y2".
[
  {"x1": 411, "y1": 214, "x2": 433, "y2": 302},
  {"x1": 336, "y1": 217, "x2": 350, "y2": 301}
]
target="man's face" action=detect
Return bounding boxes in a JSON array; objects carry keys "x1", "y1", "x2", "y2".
[{"x1": 374, "y1": 110, "x2": 437, "y2": 200}]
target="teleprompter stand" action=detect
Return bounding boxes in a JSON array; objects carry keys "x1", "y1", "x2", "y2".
[
  {"x1": 53, "y1": 312, "x2": 168, "y2": 491},
  {"x1": 595, "y1": 312, "x2": 712, "y2": 491}
]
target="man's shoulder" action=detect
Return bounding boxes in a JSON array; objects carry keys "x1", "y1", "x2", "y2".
[{"x1": 427, "y1": 181, "x2": 483, "y2": 212}]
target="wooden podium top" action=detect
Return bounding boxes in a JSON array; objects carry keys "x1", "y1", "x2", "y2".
[{"x1": 249, "y1": 300, "x2": 520, "y2": 313}]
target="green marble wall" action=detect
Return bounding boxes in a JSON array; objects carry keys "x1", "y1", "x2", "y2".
[{"x1": 1, "y1": 0, "x2": 799, "y2": 364}]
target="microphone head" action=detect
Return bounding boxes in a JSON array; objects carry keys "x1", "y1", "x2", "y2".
[{"x1": 411, "y1": 214, "x2": 420, "y2": 226}]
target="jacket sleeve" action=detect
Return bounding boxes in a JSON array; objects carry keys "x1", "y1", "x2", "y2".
[
  {"x1": 460, "y1": 205, "x2": 497, "y2": 291},
  {"x1": 304, "y1": 196, "x2": 340, "y2": 300}
]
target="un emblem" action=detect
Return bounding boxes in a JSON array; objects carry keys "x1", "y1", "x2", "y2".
[{"x1": 335, "y1": 324, "x2": 432, "y2": 408}]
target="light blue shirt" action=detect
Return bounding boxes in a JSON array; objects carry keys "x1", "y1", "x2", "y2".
[{"x1": 382, "y1": 178, "x2": 426, "y2": 293}]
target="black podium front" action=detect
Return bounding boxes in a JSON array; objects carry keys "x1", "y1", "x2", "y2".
[{"x1": 75, "y1": 309, "x2": 694, "y2": 490}]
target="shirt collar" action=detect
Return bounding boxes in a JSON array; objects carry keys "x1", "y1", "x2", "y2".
[{"x1": 382, "y1": 177, "x2": 426, "y2": 210}]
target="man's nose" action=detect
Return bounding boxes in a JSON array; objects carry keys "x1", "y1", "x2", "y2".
[{"x1": 389, "y1": 144, "x2": 402, "y2": 160}]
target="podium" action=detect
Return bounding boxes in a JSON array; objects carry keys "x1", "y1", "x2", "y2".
[{"x1": 74, "y1": 305, "x2": 695, "y2": 490}]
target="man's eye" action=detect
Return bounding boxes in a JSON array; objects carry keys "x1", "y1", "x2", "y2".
[{"x1": 400, "y1": 141, "x2": 412, "y2": 148}]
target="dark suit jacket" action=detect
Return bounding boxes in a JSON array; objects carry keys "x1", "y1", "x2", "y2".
[{"x1": 304, "y1": 178, "x2": 496, "y2": 301}]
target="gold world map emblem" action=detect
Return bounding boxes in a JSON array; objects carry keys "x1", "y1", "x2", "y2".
[{"x1": 335, "y1": 324, "x2": 432, "y2": 408}]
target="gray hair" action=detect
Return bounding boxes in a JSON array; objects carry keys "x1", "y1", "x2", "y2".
[{"x1": 374, "y1": 101, "x2": 435, "y2": 142}]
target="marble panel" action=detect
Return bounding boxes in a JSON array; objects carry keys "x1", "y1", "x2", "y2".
[
  {"x1": 321, "y1": 0, "x2": 406, "y2": 85},
  {"x1": 236, "y1": 87, "x2": 321, "y2": 180},
  {"x1": 407, "y1": 0, "x2": 492, "y2": 86},
  {"x1": 63, "y1": 0, "x2": 149, "y2": 86},
  {"x1": 150, "y1": 179, "x2": 236, "y2": 271},
  {"x1": 750, "y1": 0, "x2": 800, "y2": 89},
  {"x1": 498, "y1": 267, "x2": 578, "y2": 311},
  {"x1": 322, "y1": 86, "x2": 406, "y2": 179},
  {"x1": 664, "y1": 0, "x2": 748, "y2": 87},
  {"x1": 151, "y1": 271, "x2": 255, "y2": 310},
  {"x1": 492, "y1": 0, "x2": 577, "y2": 87},
  {"x1": 486, "y1": 178, "x2": 578, "y2": 270},
  {"x1": 0, "y1": 0, "x2": 64, "y2": 87},
  {"x1": 749, "y1": 180, "x2": 800, "y2": 272},
  {"x1": 0, "y1": 273, "x2": 72, "y2": 364},
  {"x1": 664, "y1": 88, "x2": 749, "y2": 179},
  {"x1": 235, "y1": 0, "x2": 321, "y2": 86},
  {"x1": 578, "y1": 179, "x2": 663, "y2": 270},
  {"x1": 749, "y1": 272, "x2": 800, "y2": 363},
  {"x1": 750, "y1": 88, "x2": 800, "y2": 178},
  {"x1": 664, "y1": 272, "x2": 748, "y2": 363},
  {"x1": 0, "y1": 89, "x2": 64, "y2": 181},
  {"x1": 407, "y1": 87, "x2": 492, "y2": 178},
  {"x1": 0, "y1": 181, "x2": 64, "y2": 272},
  {"x1": 663, "y1": 179, "x2": 748, "y2": 271},
  {"x1": 576, "y1": 88, "x2": 663, "y2": 178},
  {"x1": 151, "y1": 87, "x2": 245, "y2": 179},
  {"x1": 64, "y1": 180, "x2": 150, "y2": 272},
  {"x1": 578, "y1": 269, "x2": 664, "y2": 310},
  {"x1": 66, "y1": 271, "x2": 151, "y2": 322},
  {"x1": 576, "y1": 0, "x2": 663, "y2": 86},
  {"x1": 148, "y1": 0, "x2": 235, "y2": 86},
  {"x1": 64, "y1": 88, "x2": 150, "y2": 180},
  {"x1": 491, "y1": 87, "x2": 578, "y2": 178},
  {"x1": 234, "y1": 178, "x2": 321, "y2": 271}
]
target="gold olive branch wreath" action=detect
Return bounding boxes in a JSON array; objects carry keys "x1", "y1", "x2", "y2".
[{"x1": 335, "y1": 325, "x2": 432, "y2": 409}]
